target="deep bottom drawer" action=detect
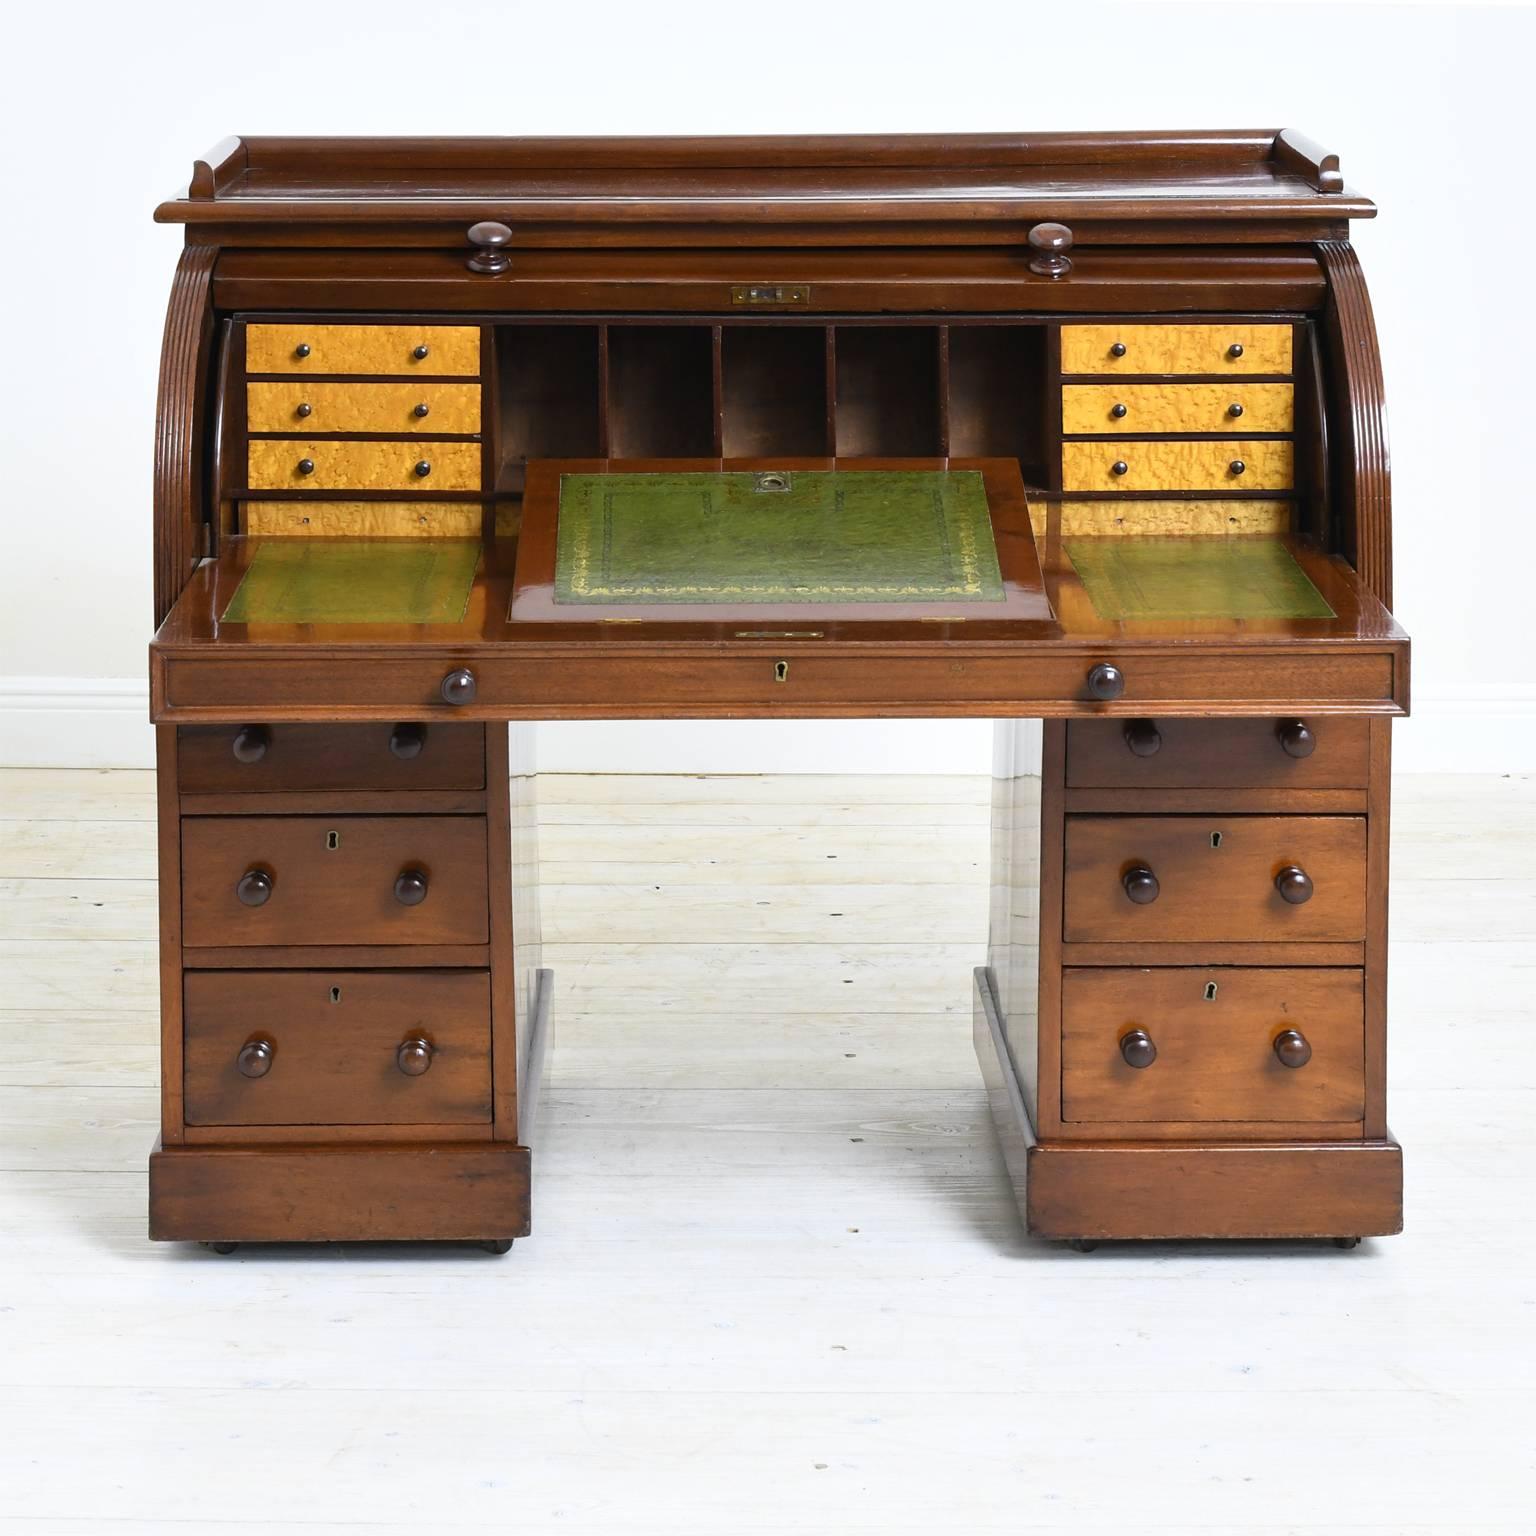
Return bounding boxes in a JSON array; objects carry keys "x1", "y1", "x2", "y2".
[
  {"x1": 183, "y1": 969, "x2": 492, "y2": 1126},
  {"x1": 1061, "y1": 967, "x2": 1365, "y2": 1126}
]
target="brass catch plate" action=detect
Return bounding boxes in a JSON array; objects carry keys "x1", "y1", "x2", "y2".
[{"x1": 731, "y1": 284, "x2": 810, "y2": 307}]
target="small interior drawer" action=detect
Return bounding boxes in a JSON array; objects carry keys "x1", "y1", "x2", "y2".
[
  {"x1": 246, "y1": 439, "x2": 482, "y2": 492},
  {"x1": 1061, "y1": 966, "x2": 1365, "y2": 1126},
  {"x1": 247, "y1": 381, "x2": 482, "y2": 435},
  {"x1": 178, "y1": 723, "x2": 486, "y2": 795},
  {"x1": 245, "y1": 323, "x2": 481, "y2": 376},
  {"x1": 1061, "y1": 439, "x2": 1294, "y2": 493},
  {"x1": 1066, "y1": 718, "x2": 1370, "y2": 790},
  {"x1": 183, "y1": 969, "x2": 492, "y2": 1126},
  {"x1": 1061, "y1": 382, "x2": 1294, "y2": 436},
  {"x1": 181, "y1": 814, "x2": 489, "y2": 948},
  {"x1": 1059, "y1": 323, "x2": 1293, "y2": 376},
  {"x1": 1062, "y1": 814, "x2": 1367, "y2": 944}
]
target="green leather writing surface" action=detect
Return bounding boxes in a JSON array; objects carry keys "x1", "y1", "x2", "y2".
[
  {"x1": 222, "y1": 540, "x2": 480, "y2": 624},
  {"x1": 554, "y1": 471, "x2": 1004, "y2": 605},
  {"x1": 1065, "y1": 537, "x2": 1335, "y2": 621}
]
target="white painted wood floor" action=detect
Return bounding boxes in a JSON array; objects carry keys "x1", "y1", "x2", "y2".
[{"x1": 1, "y1": 768, "x2": 1533, "y2": 1534}]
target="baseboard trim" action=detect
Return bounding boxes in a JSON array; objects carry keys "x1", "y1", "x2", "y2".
[{"x1": 3, "y1": 677, "x2": 1534, "y2": 773}]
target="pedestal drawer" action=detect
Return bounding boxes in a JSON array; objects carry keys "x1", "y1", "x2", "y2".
[
  {"x1": 183, "y1": 969, "x2": 492, "y2": 1126},
  {"x1": 178, "y1": 723, "x2": 485, "y2": 794},
  {"x1": 1061, "y1": 967, "x2": 1365, "y2": 1126},
  {"x1": 1063, "y1": 814, "x2": 1367, "y2": 943},
  {"x1": 1066, "y1": 718, "x2": 1370, "y2": 789},
  {"x1": 181, "y1": 815, "x2": 489, "y2": 948}
]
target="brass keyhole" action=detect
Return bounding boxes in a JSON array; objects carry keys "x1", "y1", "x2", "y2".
[
  {"x1": 326, "y1": 830, "x2": 341, "y2": 851},
  {"x1": 774, "y1": 660, "x2": 789, "y2": 683},
  {"x1": 1204, "y1": 982, "x2": 1219, "y2": 1002},
  {"x1": 329, "y1": 986, "x2": 342, "y2": 1004},
  {"x1": 1210, "y1": 831, "x2": 1223, "y2": 849}
]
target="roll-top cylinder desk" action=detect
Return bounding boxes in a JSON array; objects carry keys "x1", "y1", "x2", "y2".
[{"x1": 147, "y1": 131, "x2": 1406, "y2": 1251}]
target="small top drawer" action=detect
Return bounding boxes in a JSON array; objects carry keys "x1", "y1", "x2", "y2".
[
  {"x1": 246, "y1": 324, "x2": 481, "y2": 377},
  {"x1": 1060, "y1": 324, "x2": 1293, "y2": 376},
  {"x1": 247, "y1": 381, "x2": 482, "y2": 435},
  {"x1": 1061, "y1": 383, "x2": 1294, "y2": 436},
  {"x1": 178, "y1": 723, "x2": 486, "y2": 795},
  {"x1": 1067, "y1": 718, "x2": 1370, "y2": 790},
  {"x1": 1063, "y1": 814, "x2": 1367, "y2": 944},
  {"x1": 181, "y1": 815, "x2": 490, "y2": 948}
]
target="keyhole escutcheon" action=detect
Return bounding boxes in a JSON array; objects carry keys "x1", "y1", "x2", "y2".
[{"x1": 774, "y1": 660, "x2": 789, "y2": 684}]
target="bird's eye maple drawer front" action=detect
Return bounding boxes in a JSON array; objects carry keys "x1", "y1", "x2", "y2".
[
  {"x1": 1059, "y1": 324, "x2": 1294, "y2": 376},
  {"x1": 245, "y1": 324, "x2": 482, "y2": 376},
  {"x1": 183, "y1": 969, "x2": 492, "y2": 1127},
  {"x1": 177, "y1": 723, "x2": 486, "y2": 795},
  {"x1": 1060, "y1": 967, "x2": 1365, "y2": 1126},
  {"x1": 1060, "y1": 382, "x2": 1294, "y2": 436},
  {"x1": 246, "y1": 381, "x2": 482, "y2": 435},
  {"x1": 246, "y1": 438, "x2": 481, "y2": 492},
  {"x1": 1066, "y1": 718, "x2": 1370, "y2": 790},
  {"x1": 1062, "y1": 815, "x2": 1367, "y2": 943},
  {"x1": 180, "y1": 815, "x2": 489, "y2": 948},
  {"x1": 1061, "y1": 439, "x2": 1294, "y2": 493}
]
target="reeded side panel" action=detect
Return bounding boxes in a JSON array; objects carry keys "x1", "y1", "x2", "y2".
[{"x1": 987, "y1": 719, "x2": 1043, "y2": 1123}]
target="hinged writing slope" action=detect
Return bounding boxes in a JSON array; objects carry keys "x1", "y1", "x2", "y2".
[{"x1": 509, "y1": 458, "x2": 1053, "y2": 625}]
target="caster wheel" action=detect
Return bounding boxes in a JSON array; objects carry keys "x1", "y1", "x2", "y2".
[
  {"x1": 1333, "y1": 1236, "x2": 1361, "y2": 1251},
  {"x1": 204, "y1": 1241, "x2": 240, "y2": 1255},
  {"x1": 481, "y1": 1239, "x2": 514, "y2": 1255},
  {"x1": 1067, "y1": 1239, "x2": 1099, "y2": 1254}
]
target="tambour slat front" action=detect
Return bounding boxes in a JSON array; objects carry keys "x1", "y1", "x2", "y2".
[{"x1": 246, "y1": 323, "x2": 481, "y2": 376}]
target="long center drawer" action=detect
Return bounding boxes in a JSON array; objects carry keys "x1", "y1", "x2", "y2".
[{"x1": 181, "y1": 815, "x2": 489, "y2": 947}]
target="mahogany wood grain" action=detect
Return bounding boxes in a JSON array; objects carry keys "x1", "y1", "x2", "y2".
[
  {"x1": 1066, "y1": 717, "x2": 1369, "y2": 789},
  {"x1": 180, "y1": 815, "x2": 489, "y2": 948},
  {"x1": 148, "y1": 1140, "x2": 530, "y2": 1243},
  {"x1": 183, "y1": 970, "x2": 492, "y2": 1126},
  {"x1": 485, "y1": 723, "x2": 520, "y2": 1140},
  {"x1": 156, "y1": 725, "x2": 186, "y2": 1144},
  {"x1": 177, "y1": 723, "x2": 485, "y2": 794},
  {"x1": 1062, "y1": 814, "x2": 1367, "y2": 944},
  {"x1": 1060, "y1": 967, "x2": 1365, "y2": 1127}
]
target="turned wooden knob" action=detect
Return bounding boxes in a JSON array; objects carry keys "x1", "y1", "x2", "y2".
[
  {"x1": 1110, "y1": 341, "x2": 1127, "y2": 358},
  {"x1": 394, "y1": 868, "x2": 429, "y2": 906},
  {"x1": 413, "y1": 402, "x2": 430, "y2": 418},
  {"x1": 396, "y1": 1035, "x2": 435, "y2": 1076},
  {"x1": 1228, "y1": 342, "x2": 1245, "y2": 359},
  {"x1": 1229, "y1": 459, "x2": 1247, "y2": 477},
  {"x1": 231, "y1": 725, "x2": 270, "y2": 764},
  {"x1": 1275, "y1": 865, "x2": 1314, "y2": 904},
  {"x1": 1273, "y1": 1029, "x2": 1313, "y2": 1068},
  {"x1": 237, "y1": 1037, "x2": 275, "y2": 1078},
  {"x1": 1110, "y1": 402, "x2": 1128, "y2": 419},
  {"x1": 467, "y1": 220, "x2": 514, "y2": 274},
  {"x1": 295, "y1": 401, "x2": 313, "y2": 418},
  {"x1": 294, "y1": 342, "x2": 311, "y2": 359},
  {"x1": 1027, "y1": 222, "x2": 1073, "y2": 278},
  {"x1": 1123, "y1": 720, "x2": 1162, "y2": 757},
  {"x1": 1278, "y1": 720, "x2": 1316, "y2": 758},
  {"x1": 297, "y1": 457, "x2": 315, "y2": 476},
  {"x1": 440, "y1": 667, "x2": 477, "y2": 706},
  {"x1": 1111, "y1": 459, "x2": 1129, "y2": 477},
  {"x1": 414, "y1": 460, "x2": 432, "y2": 478},
  {"x1": 1087, "y1": 662, "x2": 1125, "y2": 701},
  {"x1": 1119, "y1": 1029, "x2": 1157, "y2": 1069},
  {"x1": 389, "y1": 723, "x2": 426, "y2": 760},
  {"x1": 236, "y1": 868, "x2": 273, "y2": 907},
  {"x1": 1122, "y1": 864, "x2": 1160, "y2": 904}
]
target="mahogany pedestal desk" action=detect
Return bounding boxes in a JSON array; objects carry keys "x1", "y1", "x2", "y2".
[{"x1": 146, "y1": 132, "x2": 1407, "y2": 1252}]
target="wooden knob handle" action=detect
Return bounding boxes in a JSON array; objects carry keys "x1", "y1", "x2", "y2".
[
  {"x1": 297, "y1": 457, "x2": 315, "y2": 476},
  {"x1": 236, "y1": 868, "x2": 273, "y2": 907},
  {"x1": 440, "y1": 667, "x2": 477, "y2": 706},
  {"x1": 1123, "y1": 720, "x2": 1161, "y2": 757},
  {"x1": 1273, "y1": 1029, "x2": 1312, "y2": 1068},
  {"x1": 414, "y1": 459, "x2": 432, "y2": 478},
  {"x1": 1122, "y1": 864, "x2": 1160, "y2": 904},
  {"x1": 1275, "y1": 865, "x2": 1314, "y2": 904},
  {"x1": 1026, "y1": 221, "x2": 1073, "y2": 278},
  {"x1": 396, "y1": 1035, "x2": 435, "y2": 1076},
  {"x1": 231, "y1": 725, "x2": 270, "y2": 764},
  {"x1": 1277, "y1": 720, "x2": 1316, "y2": 758},
  {"x1": 394, "y1": 868, "x2": 429, "y2": 906},
  {"x1": 1119, "y1": 1029, "x2": 1157, "y2": 1069},
  {"x1": 467, "y1": 221, "x2": 514, "y2": 274},
  {"x1": 1087, "y1": 663, "x2": 1125, "y2": 701},
  {"x1": 237, "y1": 1037, "x2": 275, "y2": 1078},
  {"x1": 389, "y1": 723, "x2": 426, "y2": 760}
]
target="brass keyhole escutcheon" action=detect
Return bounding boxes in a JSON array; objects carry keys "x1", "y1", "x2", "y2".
[
  {"x1": 326, "y1": 830, "x2": 341, "y2": 851},
  {"x1": 774, "y1": 660, "x2": 789, "y2": 683},
  {"x1": 1210, "y1": 831, "x2": 1223, "y2": 849},
  {"x1": 329, "y1": 986, "x2": 342, "y2": 1004},
  {"x1": 1204, "y1": 981, "x2": 1219, "y2": 1002}
]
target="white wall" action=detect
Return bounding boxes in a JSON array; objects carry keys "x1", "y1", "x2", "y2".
[{"x1": 2, "y1": 0, "x2": 1530, "y2": 774}]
